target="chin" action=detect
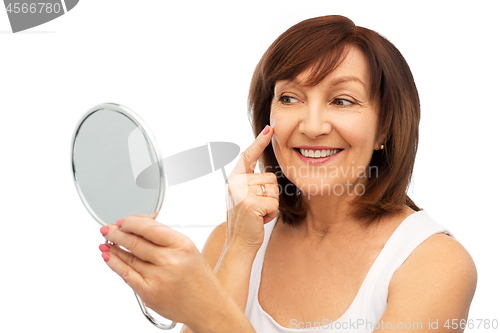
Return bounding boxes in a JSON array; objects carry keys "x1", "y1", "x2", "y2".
[
  {"x1": 290, "y1": 177, "x2": 336, "y2": 196},
  {"x1": 293, "y1": 175, "x2": 367, "y2": 198}
]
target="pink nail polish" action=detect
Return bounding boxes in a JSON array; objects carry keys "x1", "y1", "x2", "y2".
[
  {"x1": 102, "y1": 252, "x2": 110, "y2": 262},
  {"x1": 99, "y1": 244, "x2": 110, "y2": 252},
  {"x1": 100, "y1": 226, "x2": 109, "y2": 236},
  {"x1": 116, "y1": 219, "x2": 123, "y2": 227},
  {"x1": 262, "y1": 125, "x2": 270, "y2": 135}
]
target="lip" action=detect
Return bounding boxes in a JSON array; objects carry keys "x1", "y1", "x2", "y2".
[
  {"x1": 295, "y1": 145, "x2": 343, "y2": 150},
  {"x1": 294, "y1": 148, "x2": 343, "y2": 164}
]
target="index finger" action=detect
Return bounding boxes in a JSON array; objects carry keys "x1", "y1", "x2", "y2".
[
  {"x1": 232, "y1": 125, "x2": 273, "y2": 174},
  {"x1": 118, "y1": 215, "x2": 183, "y2": 248}
]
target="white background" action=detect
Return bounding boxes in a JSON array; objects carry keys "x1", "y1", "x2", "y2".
[{"x1": 1, "y1": 1, "x2": 498, "y2": 332}]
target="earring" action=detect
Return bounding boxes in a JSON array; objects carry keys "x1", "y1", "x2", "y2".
[{"x1": 379, "y1": 144, "x2": 384, "y2": 150}]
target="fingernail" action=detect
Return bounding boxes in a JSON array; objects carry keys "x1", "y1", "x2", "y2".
[
  {"x1": 116, "y1": 219, "x2": 123, "y2": 227},
  {"x1": 102, "y1": 252, "x2": 110, "y2": 262},
  {"x1": 262, "y1": 125, "x2": 270, "y2": 135},
  {"x1": 100, "y1": 226, "x2": 109, "y2": 236},
  {"x1": 99, "y1": 244, "x2": 110, "y2": 252}
]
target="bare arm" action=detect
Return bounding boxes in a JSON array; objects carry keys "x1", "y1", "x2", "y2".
[
  {"x1": 181, "y1": 127, "x2": 277, "y2": 332},
  {"x1": 373, "y1": 233, "x2": 477, "y2": 333},
  {"x1": 180, "y1": 222, "x2": 258, "y2": 333}
]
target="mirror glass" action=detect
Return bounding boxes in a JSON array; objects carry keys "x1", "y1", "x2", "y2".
[{"x1": 72, "y1": 105, "x2": 164, "y2": 226}]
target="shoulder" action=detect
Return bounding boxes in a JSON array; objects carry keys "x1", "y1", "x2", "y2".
[
  {"x1": 390, "y1": 233, "x2": 477, "y2": 294},
  {"x1": 201, "y1": 221, "x2": 228, "y2": 270},
  {"x1": 384, "y1": 208, "x2": 477, "y2": 290},
  {"x1": 381, "y1": 232, "x2": 477, "y2": 329}
]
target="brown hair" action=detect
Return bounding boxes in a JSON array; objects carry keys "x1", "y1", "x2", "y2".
[{"x1": 248, "y1": 15, "x2": 421, "y2": 225}]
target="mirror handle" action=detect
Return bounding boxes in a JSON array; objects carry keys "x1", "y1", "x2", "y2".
[
  {"x1": 105, "y1": 241, "x2": 176, "y2": 329},
  {"x1": 134, "y1": 292, "x2": 177, "y2": 330}
]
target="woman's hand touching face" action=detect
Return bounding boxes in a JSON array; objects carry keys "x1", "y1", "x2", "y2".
[
  {"x1": 98, "y1": 216, "x2": 225, "y2": 328},
  {"x1": 225, "y1": 125, "x2": 279, "y2": 252}
]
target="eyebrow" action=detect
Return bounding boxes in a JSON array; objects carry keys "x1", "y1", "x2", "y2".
[
  {"x1": 327, "y1": 76, "x2": 366, "y2": 88},
  {"x1": 279, "y1": 75, "x2": 366, "y2": 89}
]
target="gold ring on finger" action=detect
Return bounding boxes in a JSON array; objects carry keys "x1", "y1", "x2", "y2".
[{"x1": 259, "y1": 184, "x2": 268, "y2": 197}]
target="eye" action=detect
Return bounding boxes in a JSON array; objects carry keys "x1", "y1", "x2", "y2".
[
  {"x1": 333, "y1": 99, "x2": 354, "y2": 107},
  {"x1": 279, "y1": 95, "x2": 298, "y2": 104}
]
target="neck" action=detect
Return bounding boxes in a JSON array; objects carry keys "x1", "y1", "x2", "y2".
[{"x1": 293, "y1": 191, "x2": 375, "y2": 244}]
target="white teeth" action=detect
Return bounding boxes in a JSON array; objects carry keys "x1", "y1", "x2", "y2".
[{"x1": 299, "y1": 148, "x2": 342, "y2": 158}]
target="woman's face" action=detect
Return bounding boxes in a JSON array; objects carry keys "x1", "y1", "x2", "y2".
[{"x1": 270, "y1": 46, "x2": 382, "y2": 197}]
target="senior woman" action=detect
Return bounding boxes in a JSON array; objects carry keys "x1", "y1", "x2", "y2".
[{"x1": 98, "y1": 15, "x2": 477, "y2": 332}]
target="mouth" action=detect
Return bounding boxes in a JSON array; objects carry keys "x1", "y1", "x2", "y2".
[
  {"x1": 296, "y1": 148, "x2": 343, "y2": 158},
  {"x1": 293, "y1": 147, "x2": 344, "y2": 164}
]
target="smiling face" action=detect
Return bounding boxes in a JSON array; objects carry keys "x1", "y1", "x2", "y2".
[{"x1": 270, "y1": 46, "x2": 382, "y2": 197}]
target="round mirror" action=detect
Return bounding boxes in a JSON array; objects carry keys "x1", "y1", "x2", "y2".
[
  {"x1": 71, "y1": 103, "x2": 165, "y2": 226},
  {"x1": 71, "y1": 103, "x2": 175, "y2": 330}
]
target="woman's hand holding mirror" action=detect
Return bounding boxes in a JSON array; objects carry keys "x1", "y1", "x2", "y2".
[{"x1": 99, "y1": 215, "x2": 239, "y2": 331}]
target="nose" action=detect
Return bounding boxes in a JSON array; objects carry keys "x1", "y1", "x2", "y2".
[{"x1": 298, "y1": 103, "x2": 332, "y2": 139}]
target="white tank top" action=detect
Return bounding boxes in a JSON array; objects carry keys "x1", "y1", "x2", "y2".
[{"x1": 244, "y1": 210, "x2": 453, "y2": 332}]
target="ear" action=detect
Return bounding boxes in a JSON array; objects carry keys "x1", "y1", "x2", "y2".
[
  {"x1": 374, "y1": 132, "x2": 386, "y2": 150},
  {"x1": 373, "y1": 117, "x2": 388, "y2": 150}
]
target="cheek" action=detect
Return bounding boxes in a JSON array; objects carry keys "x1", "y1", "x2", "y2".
[
  {"x1": 336, "y1": 114, "x2": 378, "y2": 148},
  {"x1": 270, "y1": 106, "x2": 296, "y2": 131},
  {"x1": 270, "y1": 110, "x2": 294, "y2": 163},
  {"x1": 270, "y1": 114, "x2": 282, "y2": 158},
  {"x1": 269, "y1": 110, "x2": 278, "y2": 129}
]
